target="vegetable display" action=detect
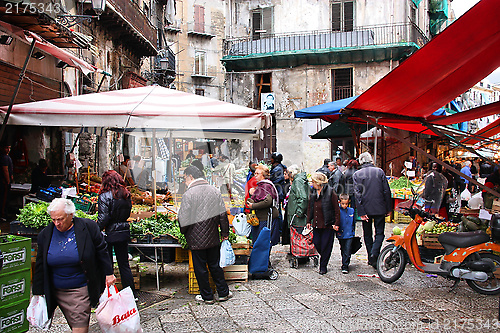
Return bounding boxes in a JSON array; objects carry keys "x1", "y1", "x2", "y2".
[
  {"x1": 17, "y1": 202, "x2": 98, "y2": 228},
  {"x1": 389, "y1": 176, "x2": 412, "y2": 189}
]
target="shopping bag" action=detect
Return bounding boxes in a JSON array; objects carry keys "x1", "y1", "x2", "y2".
[
  {"x1": 27, "y1": 295, "x2": 51, "y2": 330},
  {"x1": 248, "y1": 227, "x2": 271, "y2": 274},
  {"x1": 96, "y1": 286, "x2": 142, "y2": 333},
  {"x1": 461, "y1": 188, "x2": 471, "y2": 201},
  {"x1": 350, "y1": 236, "x2": 362, "y2": 255},
  {"x1": 290, "y1": 226, "x2": 318, "y2": 257},
  {"x1": 232, "y1": 213, "x2": 251, "y2": 236},
  {"x1": 219, "y1": 239, "x2": 236, "y2": 268},
  {"x1": 246, "y1": 210, "x2": 260, "y2": 226}
]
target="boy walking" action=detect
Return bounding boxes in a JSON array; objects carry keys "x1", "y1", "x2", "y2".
[{"x1": 338, "y1": 194, "x2": 355, "y2": 274}]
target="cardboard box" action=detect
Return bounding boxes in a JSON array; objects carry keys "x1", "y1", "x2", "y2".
[
  {"x1": 129, "y1": 211, "x2": 156, "y2": 220},
  {"x1": 0, "y1": 269, "x2": 30, "y2": 305}
]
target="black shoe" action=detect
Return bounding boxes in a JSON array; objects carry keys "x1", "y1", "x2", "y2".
[{"x1": 319, "y1": 269, "x2": 327, "y2": 275}]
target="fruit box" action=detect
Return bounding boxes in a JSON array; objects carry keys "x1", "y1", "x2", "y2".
[{"x1": 421, "y1": 233, "x2": 444, "y2": 250}]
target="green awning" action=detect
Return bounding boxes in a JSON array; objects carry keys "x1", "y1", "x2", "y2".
[{"x1": 310, "y1": 120, "x2": 372, "y2": 139}]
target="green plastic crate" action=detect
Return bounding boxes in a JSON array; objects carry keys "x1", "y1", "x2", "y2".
[
  {"x1": 0, "y1": 269, "x2": 30, "y2": 305},
  {"x1": 0, "y1": 299, "x2": 29, "y2": 333},
  {"x1": 0, "y1": 236, "x2": 31, "y2": 276}
]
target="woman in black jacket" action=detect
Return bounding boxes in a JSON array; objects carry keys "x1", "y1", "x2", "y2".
[{"x1": 97, "y1": 170, "x2": 135, "y2": 296}]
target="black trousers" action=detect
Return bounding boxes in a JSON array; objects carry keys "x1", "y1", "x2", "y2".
[
  {"x1": 362, "y1": 215, "x2": 386, "y2": 264},
  {"x1": 312, "y1": 228, "x2": 335, "y2": 272},
  {"x1": 107, "y1": 241, "x2": 135, "y2": 294},
  {"x1": 339, "y1": 238, "x2": 353, "y2": 269},
  {"x1": 191, "y1": 246, "x2": 229, "y2": 301}
]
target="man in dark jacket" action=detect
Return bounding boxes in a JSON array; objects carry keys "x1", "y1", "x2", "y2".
[
  {"x1": 353, "y1": 152, "x2": 392, "y2": 268},
  {"x1": 178, "y1": 166, "x2": 232, "y2": 304},
  {"x1": 316, "y1": 158, "x2": 332, "y2": 179}
]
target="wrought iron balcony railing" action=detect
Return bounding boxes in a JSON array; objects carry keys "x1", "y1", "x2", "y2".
[{"x1": 223, "y1": 22, "x2": 428, "y2": 57}]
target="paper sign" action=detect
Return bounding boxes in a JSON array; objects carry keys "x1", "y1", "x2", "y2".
[
  {"x1": 62, "y1": 187, "x2": 77, "y2": 198},
  {"x1": 479, "y1": 209, "x2": 492, "y2": 220},
  {"x1": 406, "y1": 170, "x2": 416, "y2": 177},
  {"x1": 75, "y1": 159, "x2": 82, "y2": 169},
  {"x1": 404, "y1": 161, "x2": 413, "y2": 169}
]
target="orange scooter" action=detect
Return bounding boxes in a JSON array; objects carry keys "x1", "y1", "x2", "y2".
[{"x1": 377, "y1": 194, "x2": 500, "y2": 295}]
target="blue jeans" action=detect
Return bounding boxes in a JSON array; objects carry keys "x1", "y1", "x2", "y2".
[
  {"x1": 362, "y1": 215, "x2": 386, "y2": 264},
  {"x1": 338, "y1": 237, "x2": 353, "y2": 269}
]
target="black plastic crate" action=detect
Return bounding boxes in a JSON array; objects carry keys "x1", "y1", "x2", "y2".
[
  {"x1": 130, "y1": 234, "x2": 152, "y2": 244},
  {"x1": 10, "y1": 221, "x2": 43, "y2": 235},
  {"x1": 152, "y1": 235, "x2": 178, "y2": 244}
]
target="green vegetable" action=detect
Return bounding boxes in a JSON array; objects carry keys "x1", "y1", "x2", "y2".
[
  {"x1": 423, "y1": 221, "x2": 436, "y2": 232},
  {"x1": 74, "y1": 210, "x2": 98, "y2": 221},
  {"x1": 16, "y1": 202, "x2": 52, "y2": 228},
  {"x1": 389, "y1": 177, "x2": 412, "y2": 189},
  {"x1": 392, "y1": 226, "x2": 402, "y2": 235}
]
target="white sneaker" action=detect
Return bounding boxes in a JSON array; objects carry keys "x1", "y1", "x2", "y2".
[
  {"x1": 218, "y1": 291, "x2": 233, "y2": 302},
  {"x1": 195, "y1": 295, "x2": 215, "y2": 304}
]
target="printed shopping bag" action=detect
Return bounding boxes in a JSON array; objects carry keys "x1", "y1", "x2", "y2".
[
  {"x1": 96, "y1": 286, "x2": 142, "y2": 333},
  {"x1": 220, "y1": 239, "x2": 236, "y2": 268},
  {"x1": 232, "y1": 213, "x2": 251, "y2": 236},
  {"x1": 246, "y1": 210, "x2": 260, "y2": 226},
  {"x1": 27, "y1": 295, "x2": 52, "y2": 330}
]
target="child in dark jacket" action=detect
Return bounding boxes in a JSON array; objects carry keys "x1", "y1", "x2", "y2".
[{"x1": 338, "y1": 194, "x2": 355, "y2": 273}]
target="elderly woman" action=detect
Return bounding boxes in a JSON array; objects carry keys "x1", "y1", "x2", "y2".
[
  {"x1": 247, "y1": 164, "x2": 279, "y2": 244},
  {"x1": 307, "y1": 172, "x2": 340, "y2": 275},
  {"x1": 33, "y1": 198, "x2": 115, "y2": 333},
  {"x1": 97, "y1": 170, "x2": 135, "y2": 297}
]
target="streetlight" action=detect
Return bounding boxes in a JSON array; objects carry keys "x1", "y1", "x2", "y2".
[{"x1": 91, "y1": 0, "x2": 106, "y2": 15}]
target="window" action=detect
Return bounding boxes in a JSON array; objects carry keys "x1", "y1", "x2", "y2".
[
  {"x1": 255, "y1": 73, "x2": 272, "y2": 109},
  {"x1": 195, "y1": 89, "x2": 205, "y2": 96},
  {"x1": 252, "y1": 7, "x2": 273, "y2": 40},
  {"x1": 194, "y1": 51, "x2": 206, "y2": 75},
  {"x1": 194, "y1": 5, "x2": 205, "y2": 33},
  {"x1": 332, "y1": 68, "x2": 353, "y2": 101},
  {"x1": 331, "y1": 1, "x2": 354, "y2": 32},
  {"x1": 410, "y1": 5, "x2": 417, "y2": 25}
]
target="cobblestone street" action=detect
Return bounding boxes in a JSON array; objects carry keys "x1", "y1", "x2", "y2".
[{"x1": 31, "y1": 223, "x2": 500, "y2": 333}]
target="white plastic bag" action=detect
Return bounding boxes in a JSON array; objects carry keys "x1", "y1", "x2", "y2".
[
  {"x1": 461, "y1": 188, "x2": 472, "y2": 201},
  {"x1": 468, "y1": 192, "x2": 483, "y2": 209},
  {"x1": 96, "y1": 286, "x2": 142, "y2": 333},
  {"x1": 219, "y1": 239, "x2": 235, "y2": 268},
  {"x1": 27, "y1": 295, "x2": 51, "y2": 330},
  {"x1": 232, "y1": 213, "x2": 251, "y2": 236}
]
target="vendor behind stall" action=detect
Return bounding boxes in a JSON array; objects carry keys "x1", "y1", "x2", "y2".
[
  {"x1": 31, "y1": 158, "x2": 51, "y2": 193},
  {"x1": 482, "y1": 168, "x2": 500, "y2": 209},
  {"x1": 422, "y1": 162, "x2": 448, "y2": 216}
]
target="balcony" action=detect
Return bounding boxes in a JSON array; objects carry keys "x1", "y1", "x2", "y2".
[
  {"x1": 222, "y1": 23, "x2": 428, "y2": 71},
  {"x1": 186, "y1": 22, "x2": 216, "y2": 39},
  {"x1": 86, "y1": 0, "x2": 157, "y2": 56}
]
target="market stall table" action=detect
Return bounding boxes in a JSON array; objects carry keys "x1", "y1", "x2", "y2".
[{"x1": 128, "y1": 242, "x2": 182, "y2": 291}]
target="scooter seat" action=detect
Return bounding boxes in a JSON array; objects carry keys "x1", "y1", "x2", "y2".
[{"x1": 438, "y1": 230, "x2": 490, "y2": 249}]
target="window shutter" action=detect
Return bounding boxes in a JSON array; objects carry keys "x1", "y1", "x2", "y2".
[
  {"x1": 332, "y1": 3, "x2": 341, "y2": 31},
  {"x1": 344, "y1": 1, "x2": 354, "y2": 31},
  {"x1": 194, "y1": 5, "x2": 205, "y2": 33},
  {"x1": 262, "y1": 7, "x2": 273, "y2": 36}
]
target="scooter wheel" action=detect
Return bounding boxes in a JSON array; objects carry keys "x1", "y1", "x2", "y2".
[
  {"x1": 312, "y1": 257, "x2": 319, "y2": 267},
  {"x1": 377, "y1": 244, "x2": 406, "y2": 283},
  {"x1": 269, "y1": 269, "x2": 279, "y2": 280},
  {"x1": 466, "y1": 253, "x2": 500, "y2": 295}
]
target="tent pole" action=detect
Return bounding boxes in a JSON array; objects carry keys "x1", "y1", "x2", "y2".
[
  {"x1": 169, "y1": 131, "x2": 176, "y2": 206},
  {"x1": 358, "y1": 114, "x2": 500, "y2": 198},
  {"x1": 0, "y1": 39, "x2": 36, "y2": 142},
  {"x1": 152, "y1": 128, "x2": 157, "y2": 218},
  {"x1": 373, "y1": 118, "x2": 379, "y2": 166}
]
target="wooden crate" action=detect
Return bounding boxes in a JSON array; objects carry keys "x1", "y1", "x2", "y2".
[
  {"x1": 175, "y1": 247, "x2": 189, "y2": 263},
  {"x1": 421, "y1": 233, "x2": 443, "y2": 250},
  {"x1": 223, "y1": 264, "x2": 248, "y2": 282},
  {"x1": 114, "y1": 263, "x2": 141, "y2": 290},
  {"x1": 232, "y1": 241, "x2": 251, "y2": 256}
]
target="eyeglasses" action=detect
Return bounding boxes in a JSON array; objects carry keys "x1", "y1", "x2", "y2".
[{"x1": 254, "y1": 172, "x2": 263, "y2": 175}]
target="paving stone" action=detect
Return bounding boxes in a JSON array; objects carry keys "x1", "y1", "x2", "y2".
[
  {"x1": 158, "y1": 312, "x2": 196, "y2": 322},
  {"x1": 391, "y1": 299, "x2": 434, "y2": 313},
  {"x1": 196, "y1": 316, "x2": 240, "y2": 332},
  {"x1": 159, "y1": 320, "x2": 203, "y2": 332},
  {"x1": 264, "y1": 297, "x2": 308, "y2": 311},
  {"x1": 191, "y1": 303, "x2": 229, "y2": 318},
  {"x1": 359, "y1": 289, "x2": 412, "y2": 301},
  {"x1": 327, "y1": 315, "x2": 393, "y2": 332}
]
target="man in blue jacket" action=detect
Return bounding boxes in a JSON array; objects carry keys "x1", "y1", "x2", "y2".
[{"x1": 353, "y1": 152, "x2": 392, "y2": 268}]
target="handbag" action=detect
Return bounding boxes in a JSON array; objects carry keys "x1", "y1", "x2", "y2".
[
  {"x1": 27, "y1": 295, "x2": 52, "y2": 330},
  {"x1": 350, "y1": 236, "x2": 362, "y2": 255},
  {"x1": 96, "y1": 286, "x2": 142, "y2": 333},
  {"x1": 246, "y1": 210, "x2": 260, "y2": 226}
]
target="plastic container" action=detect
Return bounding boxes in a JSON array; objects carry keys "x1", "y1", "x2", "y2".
[
  {"x1": 0, "y1": 299, "x2": 29, "y2": 333},
  {"x1": 0, "y1": 236, "x2": 31, "y2": 275},
  {"x1": 0, "y1": 269, "x2": 30, "y2": 305}
]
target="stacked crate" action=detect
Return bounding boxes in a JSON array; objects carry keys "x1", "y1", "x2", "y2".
[
  {"x1": 114, "y1": 263, "x2": 141, "y2": 291},
  {"x1": 188, "y1": 251, "x2": 216, "y2": 294},
  {"x1": 0, "y1": 235, "x2": 31, "y2": 333}
]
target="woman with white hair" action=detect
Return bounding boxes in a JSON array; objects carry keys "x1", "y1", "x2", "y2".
[
  {"x1": 32, "y1": 198, "x2": 115, "y2": 332},
  {"x1": 306, "y1": 172, "x2": 340, "y2": 274},
  {"x1": 459, "y1": 160, "x2": 472, "y2": 192}
]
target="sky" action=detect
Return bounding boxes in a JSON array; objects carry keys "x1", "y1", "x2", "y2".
[{"x1": 450, "y1": 0, "x2": 500, "y2": 84}]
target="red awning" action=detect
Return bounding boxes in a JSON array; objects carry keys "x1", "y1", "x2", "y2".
[
  {"x1": 461, "y1": 117, "x2": 500, "y2": 145},
  {"x1": 343, "y1": 0, "x2": 500, "y2": 121},
  {"x1": 429, "y1": 101, "x2": 500, "y2": 126}
]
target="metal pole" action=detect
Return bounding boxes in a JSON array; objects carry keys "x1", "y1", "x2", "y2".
[
  {"x1": 152, "y1": 129, "x2": 157, "y2": 218},
  {"x1": 0, "y1": 39, "x2": 36, "y2": 141},
  {"x1": 373, "y1": 118, "x2": 379, "y2": 166}
]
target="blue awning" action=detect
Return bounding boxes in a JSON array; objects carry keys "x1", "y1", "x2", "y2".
[{"x1": 294, "y1": 96, "x2": 358, "y2": 118}]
